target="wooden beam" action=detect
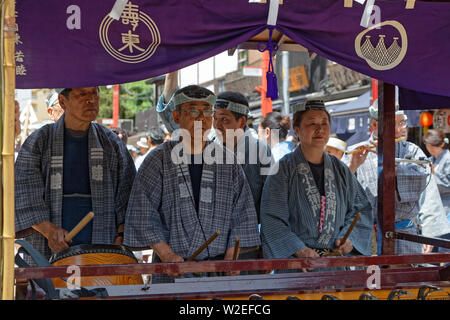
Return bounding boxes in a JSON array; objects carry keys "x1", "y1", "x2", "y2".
[
  {"x1": 227, "y1": 47, "x2": 237, "y2": 56},
  {"x1": 15, "y1": 254, "x2": 450, "y2": 279},
  {"x1": 378, "y1": 81, "x2": 396, "y2": 255},
  {"x1": 344, "y1": 0, "x2": 354, "y2": 7}
]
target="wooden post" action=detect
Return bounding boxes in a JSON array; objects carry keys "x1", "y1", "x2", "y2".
[
  {"x1": 377, "y1": 81, "x2": 396, "y2": 255},
  {"x1": 2, "y1": 0, "x2": 16, "y2": 300}
]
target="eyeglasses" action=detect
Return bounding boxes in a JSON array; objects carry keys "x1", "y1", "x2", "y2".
[
  {"x1": 181, "y1": 109, "x2": 214, "y2": 118},
  {"x1": 396, "y1": 120, "x2": 407, "y2": 128}
]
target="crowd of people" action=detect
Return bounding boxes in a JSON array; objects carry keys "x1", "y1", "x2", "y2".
[{"x1": 13, "y1": 77, "x2": 450, "y2": 286}]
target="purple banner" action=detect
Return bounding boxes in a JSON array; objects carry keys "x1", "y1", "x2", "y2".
[
  {"x1": 16, "y1": 0, "x2": 267, "y2": 88},
  {"x1": 16, "y1": 0, "x2": 450, "y2": 108},
  {"x1": 399, "y1": 87, "x2": 450, "y2": 109},
  {"x1": 276, "y1": 0, "x2": 450, "y2": 99}
]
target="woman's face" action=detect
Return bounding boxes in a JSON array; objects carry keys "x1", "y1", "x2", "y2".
[
  {"x1": 257, "y1": 124, "x2": 270, "y2": 143},
  {"x1": 294, "y1": 110, "x2": 330, "y2": 150},
  {"x1": 425, "y1": 143, "x2": 444, "y2": 158}
]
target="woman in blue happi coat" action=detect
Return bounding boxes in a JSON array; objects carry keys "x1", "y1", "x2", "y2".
[{"x1": 260, "y1": 100, "x2": 373, "y2": 272}]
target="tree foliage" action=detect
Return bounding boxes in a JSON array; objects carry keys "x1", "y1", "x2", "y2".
[{"x1": 98, "y1": 79, "x2": 154, "y2": 120}]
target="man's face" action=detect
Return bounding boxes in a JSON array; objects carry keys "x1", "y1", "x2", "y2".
[
  {"x1": 59, "y1": 87, "x2": 99, "y2": 124},
  {"x1": 324, "y1": 146, "x2": 344, "y2": 160},
  {"x1": 212, "y1": 108, "x2": 246, "y2": 144},
  {"x1": 372, "y1": 115, "x2": 407, "y2": 140},
  {"x1": 395, "y1": 114, "x2": 408, "y2": 139},
  {"x1": 172, "y1": 101, "x2": 213, "y2": 144},
  {"x1": 47, "y1": 101, "x2": 64, "y2": 122}
]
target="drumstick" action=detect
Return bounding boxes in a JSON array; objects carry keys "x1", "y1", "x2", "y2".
[
  {"x1": 324, "y1": 212, "x2": 361, "y2": 257},
  {"x1": 232, "y1": 237, "x2": 240, "y2": 260},
  {"x1": 64, "y1": 212, "x2": 95, "y2": 243},
  {"x1": 187, "y1": 231, "x2": 220, "y2": 261},
  {"x1": 341, "y1": 212, "x2": 361, "y2": 245}
]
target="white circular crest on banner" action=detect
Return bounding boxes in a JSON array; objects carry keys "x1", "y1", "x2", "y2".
[
  {"x1": 99, "y1": 2, "x2": 160, "y2": 64},
  {"x1": 355, "y1": 20, "x2": 408, "y2": 71}
]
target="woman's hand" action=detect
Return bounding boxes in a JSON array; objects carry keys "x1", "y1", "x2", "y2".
[
  {"x1": 334, "y1": 238, "x2": 353, "y2": 255},
  {"x1": 295, "y1": 247, "x2": 320, "y2": 272}
]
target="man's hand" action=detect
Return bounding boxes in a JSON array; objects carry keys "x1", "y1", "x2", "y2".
[
  {"x1": 423, "y1": 244, "x2": 434, "y2": 253},
  {"x1": 164, "y1": 71, "x2": 179, "y2": 104},
  {"x1": 334, "y1": 238, "x2": 353, "y2": 256},
  {"x1": 114, "y1": 224, "x2": 124, "y2": 245},
  {"x1": 151, "y1": 242, "x2": 185, "y2": 278},
  {"x1": 349, "y1": 149, "x2": 369, "y2": 173},
  {"x1": 32, "y1": 221, "x2": 70, "y2": 253},
  {"x1": 113, "y1": 236, "x2": 123, "y2": 245},
  {"x1": 294, "y1": 247, "x2": 320, "y2": 272},
  {"x1": 224, "y1": 246, "x2": 240, "y2": 276}
]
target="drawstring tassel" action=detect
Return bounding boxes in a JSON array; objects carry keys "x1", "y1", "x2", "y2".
[{"x1": 258, "y1": 26, "x2": 279, "y2": 100}]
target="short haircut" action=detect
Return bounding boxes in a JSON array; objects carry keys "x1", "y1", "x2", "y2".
[
  {"x1": 260, "y1": 111, "x2": 291, "y2": 140},
  {"x1": 59, "y1": 88, "x2": 72, "y2": 99},
  {"x1": 59, "y1": 87, "x2": 100, "y2": 99},
  {"x1": 146, "y1": 126, "x2": 166, "y2": 146},
  {"x1": 216, "y1": 91, "x2": 249, "y2": 121},
  {"x1": 110, "y1": 126, "x2": 128, "y2": 144},
  {"x1": 423, "y1": 129, "x2": 447, "y2": 147},
  {"x1": 173, "y1": 85, "x2": 215, "y2": 111},
  {"x1": 293, "y1": 109, "x2": 330, "y2": 128}
]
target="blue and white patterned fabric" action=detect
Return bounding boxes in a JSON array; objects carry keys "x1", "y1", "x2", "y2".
[
  {"x1": 417, "y1": 175, "x2": 450, "y2": 239},
  {"x1": 430, "y1": 149, "x2": 450, "y2": 219},
  {"x1": 15, "y1": 114, "x2": 136, "y2": 263},
  {"x1": 260, "y1": 147, "x2": 373, "y2": 261},
  {"x1": 271, "y1": 140, "x2": 296, "y2": 162},
  {"x1": 123, "y1": 140, "x2": 260, "y2": 283},
  {"x1": 345, "y1": 135, "x2": 430, "y2": 254},
  {"x1": 213, "y1": 127, "x2": 274, "y2": 222}
]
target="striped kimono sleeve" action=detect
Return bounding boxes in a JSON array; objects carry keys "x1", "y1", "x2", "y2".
[
  {"x1": 15, "y1": 128, "x2": 51, "y2": 234},
  {"x1": 260, "y1": 160, "x2": 307, "y2": 259}
]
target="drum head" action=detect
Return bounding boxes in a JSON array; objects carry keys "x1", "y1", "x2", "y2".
[{"x1": 49, "y1": 244, "x2": 137, "y2": 264}]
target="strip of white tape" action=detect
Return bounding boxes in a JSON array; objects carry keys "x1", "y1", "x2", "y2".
[
  {"x1": 109, "y1": 0, "x2": 129, "y2": 20},
  {"x1": 360, "y1": 0, "x2": 375, "y2": 28},
  {"x1": 267, "y1": 0, "x2": 280, "y2": 26}
]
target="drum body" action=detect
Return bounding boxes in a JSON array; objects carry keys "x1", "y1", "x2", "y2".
[{"x1": 49, "y1": 244, "x2": 143, "y2": 288}]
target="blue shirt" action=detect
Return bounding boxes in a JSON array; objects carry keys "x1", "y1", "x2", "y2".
[
  {"x1": 271, "y1": 141, "x2": 295, "y2": 162},
  {"x1": 62, "y1": 129, "x2": 93, "y2": 246}
]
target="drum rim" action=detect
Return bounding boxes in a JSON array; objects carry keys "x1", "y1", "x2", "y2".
[{"x1": 49, "y1": 244, "x2": 138, "y2": 264}]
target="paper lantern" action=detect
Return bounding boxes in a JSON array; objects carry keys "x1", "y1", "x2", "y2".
[{"x1": 420, "y1": 111, "x2": 433, "y2": 127}]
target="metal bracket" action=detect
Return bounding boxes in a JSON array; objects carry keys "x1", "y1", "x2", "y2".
[{"x1": 385, "y1": 231, "x2": 394, "y2": 239}]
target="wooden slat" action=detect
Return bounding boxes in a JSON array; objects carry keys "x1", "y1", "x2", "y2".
[
  {"x1": 55, "y1": 267, "x2": 448, "y2": 300},
  {"x1": 378, "y1": 81, "x2": 396, "y2": 255},
  {"x1": 14, "y1": 253, "x2": 450, "y2": 280}
]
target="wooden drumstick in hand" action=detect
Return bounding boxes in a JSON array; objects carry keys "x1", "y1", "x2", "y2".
[
  {"x1": 325, "y1": 212, "x2": 361, "y2": 256},
  {"x1": 232, "y1": 237, "x2": 240, "y2": 260},
  {"x1": 64, "y1": 212, "x2": 95, "y2": 243}
]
